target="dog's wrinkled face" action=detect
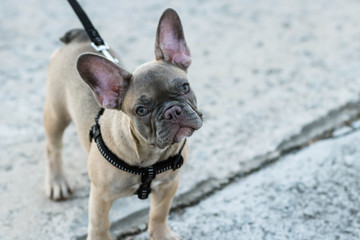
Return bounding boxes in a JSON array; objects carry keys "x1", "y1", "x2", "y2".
[
  {"x1": 77, "y1": 9, "x2": 202, "y2": 149},
  {"x1": 123, "y1": 62, "x2": 202, "y2": 148}
]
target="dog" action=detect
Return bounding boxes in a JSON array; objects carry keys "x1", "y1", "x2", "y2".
[{"x1": 43, "y1": 8, "x2": 203, "y2": 240}]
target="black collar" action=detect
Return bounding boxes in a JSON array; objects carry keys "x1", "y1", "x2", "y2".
[{"x1": 89, "y1": 108, "x2": 186, "y2": 199}]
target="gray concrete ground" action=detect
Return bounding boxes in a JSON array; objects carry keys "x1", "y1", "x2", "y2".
[
  {"x1": 128, "y1": 124, "x2": 360, "y2": 240},
  {"x1": 0, "y1": 0, "x2": 360, "y2": 239}
]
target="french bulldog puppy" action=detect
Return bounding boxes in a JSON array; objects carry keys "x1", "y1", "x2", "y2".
[{"x1": 43, "y1": 8, "x2": 203, "y2": 240}]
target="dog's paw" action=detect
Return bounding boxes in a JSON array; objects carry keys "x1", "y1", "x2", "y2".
[
  {"x1": 148, "y1": 225, "x2": 181, "y2": 240},
  {"x1": 45, "y1": 175, "x2": 72, "y2": 201}
]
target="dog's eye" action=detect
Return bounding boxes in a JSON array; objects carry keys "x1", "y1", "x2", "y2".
[
  {"x1": 136, "y1": 107, "x2": 149, "y2": 116},
  {"x1": 182, "y1": 83, "x2": 190, "y2": 94}
]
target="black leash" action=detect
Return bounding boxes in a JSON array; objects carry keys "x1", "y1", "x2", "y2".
[
  {"x1": 89, "y1": 108, "x2": 186, "y2": 200},
  {"x1": 67, "y1": 0, "x2": 119, "y2": 64}
]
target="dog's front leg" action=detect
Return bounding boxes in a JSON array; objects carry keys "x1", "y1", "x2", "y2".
[
  {"x1": 148, "y1": 178, "x2": 181, "y2": 240},
  {"x1": 87, "y1": 184, "x2": 114, "y2": 240}
]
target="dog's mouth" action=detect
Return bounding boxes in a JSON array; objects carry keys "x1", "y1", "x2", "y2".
[
  {"x1": 173, "y1": 126, "x2": 194, "y2": 143},
  {"x1": 155, "y1": 126, "x2": 194, "y2": 149},
  {"x1": 156, "y1": 120, "x2": 202, "y2": 149}
]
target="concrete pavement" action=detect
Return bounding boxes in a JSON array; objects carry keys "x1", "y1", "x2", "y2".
[{"x1": 128, "y1": 124, "x2": 360, "y2": 240}]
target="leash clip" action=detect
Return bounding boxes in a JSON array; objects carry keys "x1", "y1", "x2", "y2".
[{"x1": 91, "y1": 42, "x2": 119, "y2": 64}]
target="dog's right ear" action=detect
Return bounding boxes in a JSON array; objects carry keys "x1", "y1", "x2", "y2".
[{"x1": 77, "y1": 53, "x2": 131, "y2": 109}]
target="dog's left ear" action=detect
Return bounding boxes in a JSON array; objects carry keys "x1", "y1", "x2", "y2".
[
  {"x1": 155, "y1": 8, "x2": 191, "y2": 71},
  {"x1": 77, "y1": 53, "x2": 131, "y2": 109}
]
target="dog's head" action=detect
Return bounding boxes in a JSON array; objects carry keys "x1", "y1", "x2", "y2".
[{"x1": 77, "y1": 9, "x2": 203, "y2": 149}]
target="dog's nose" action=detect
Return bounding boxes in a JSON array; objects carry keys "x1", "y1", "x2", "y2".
[{"x1": 164, "y1": 106, "x2": 182, "y2": 121}]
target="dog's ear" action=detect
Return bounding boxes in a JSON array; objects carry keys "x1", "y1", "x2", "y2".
[
  {"x1": 155, "y1": 8, "x2": 191, "y2": 71},
  {"x1": 77, "y1": 53, "x2": 131, "y2": 109}
]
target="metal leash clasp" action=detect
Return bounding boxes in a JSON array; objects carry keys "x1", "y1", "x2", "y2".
[{"x1": 91, "y1": 42, "x2": 119, "y2": 64}]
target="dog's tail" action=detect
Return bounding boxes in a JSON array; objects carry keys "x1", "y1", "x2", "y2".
[{"x1": 60, "y1": 29, "x2": 89, "y2": 44}]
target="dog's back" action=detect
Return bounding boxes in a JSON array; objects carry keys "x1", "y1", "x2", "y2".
[{"x1": 45, "y1": 29, "x2": 104, "y2": 152}]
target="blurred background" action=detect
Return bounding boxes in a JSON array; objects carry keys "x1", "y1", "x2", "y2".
[{"x1": 1, "y1": 0, "x2": 360, "y2": 239}]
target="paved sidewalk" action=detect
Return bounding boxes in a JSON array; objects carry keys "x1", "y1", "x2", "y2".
[
  {"x1": 0, "y1": 0, "x2": 360, "y2": 239},
  {"x1": 129, "y1": 126, "x2": 360, "y2": 240}
]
